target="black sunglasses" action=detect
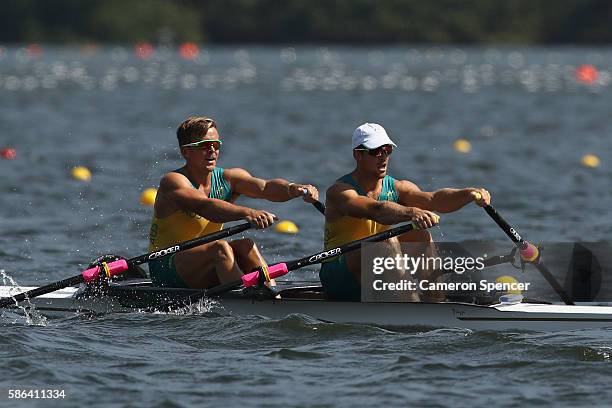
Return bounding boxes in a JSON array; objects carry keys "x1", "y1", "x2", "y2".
[{"x1": 354, "y1": 144, "x2": 393, "y2": 157}]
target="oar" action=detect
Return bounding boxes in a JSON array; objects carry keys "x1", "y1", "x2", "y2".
[
  {"x1": 0, "y1": 222, "x2": 253, "y2": 308},
  {"x1": 299, "y1": 187, "x2": 325, "y2": 215},
  {"x1": 154, "y1": 221, "x2": 422, "y2": 311},
  {"x1": 311, "y1": 200, "x2": 325, "y2": 215},
  {"x1": 475, "y1": 194, "x2": 574, "y2": 305}
]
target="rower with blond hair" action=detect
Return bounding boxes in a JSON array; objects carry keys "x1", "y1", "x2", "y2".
[{"x1": 148, "y1": 116, "x2": 319, "y2": 289}]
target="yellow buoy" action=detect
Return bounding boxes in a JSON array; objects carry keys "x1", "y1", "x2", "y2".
[
  {"x1": 140, "y1": 188, "x2": 157, "y2": 206},
  {"x1": 581, "y1": 154, "x2": 600, "y2": 168},
  {"x1": 453, "y1": 139, "x2": 472, "y2": 153},
  {"x1": 71, "y1": 166, "x2": 92, "y2": 182},
  {"x1": 495, "y1": 275, "x2": 522, "y2": 295},
  {"x1": 274, "y1": 220, "x2": 299, "y2": 234}
]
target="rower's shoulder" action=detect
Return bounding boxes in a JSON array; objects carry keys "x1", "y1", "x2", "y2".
[
  {"x1": 326, "y1": 179, "x2": 358, "y2": 200},
  {"x1": 159, "y1": 170, "x2": 190, "y2": 190},
  {"x1": 222, "y1": 167, "x2": 251, "y2": 180},
  {"x1": 154, "y1": 172, "x2": 191, "y2": 217},
  {"x1": 394, "y1": 178, "x2": 422, "y2": 192}
]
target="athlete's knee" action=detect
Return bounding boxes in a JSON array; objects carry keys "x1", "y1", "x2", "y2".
[
  {"x1": 213, "y1": 240, "x2": 235, "y2": 261},
  {"x1": 387, "y1": 236, "x2": 399, "y2": 244},
  {"x1": 417, "y1": 229, "x2": 433, "y2": 242},
  {"x1": 384, "y1": 236, "x2": 402, "y2": 251},
  {"x1": 231, "y1": 238, "x2": 258, "y2": 255}
]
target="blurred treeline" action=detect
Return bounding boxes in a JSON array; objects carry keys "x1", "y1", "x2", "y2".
[{"x1": 2, "y1": 0, "x2": 612, "y2": 44}]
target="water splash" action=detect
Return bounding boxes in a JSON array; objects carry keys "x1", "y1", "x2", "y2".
[
  {"x1": 434, "y1": 224, "x2": 444, "y2": 239},
  {"x1": 151, "y1": 296, "x2": 221, "y2": 316},
  {"x1": 0, "y1": 269, "x2": 48, "y2": 326}
]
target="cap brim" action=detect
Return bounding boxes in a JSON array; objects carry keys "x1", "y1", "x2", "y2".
[{"x1": 362, "y1": 139, "x2": 397, "y2": 149}]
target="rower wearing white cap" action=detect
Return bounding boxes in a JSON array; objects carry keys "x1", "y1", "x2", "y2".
[{"x1": 321, "y1": 123, "x2": 491, "y2": 301}]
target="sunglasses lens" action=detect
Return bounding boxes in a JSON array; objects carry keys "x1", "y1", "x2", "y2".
[
  {"x1": 191, "y1": 140, "x2": 221, "y2": 150},
  {"x1": 370, "y1": 145, "x2": 392, "y2": 156},
  {"x1": 355, "y1": 145, "x2": 392, "y2": 156}
]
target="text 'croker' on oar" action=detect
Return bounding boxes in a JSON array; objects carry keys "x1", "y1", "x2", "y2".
[
  {"x1": 474, "y1": 192, "x2": 574, "y2": 305},
  {"x1": 0, "y1": 222, "x2": 253, "y2": 308},
  {"x1": 154, "y1": 221, "x2": 428, "y2": 311}
]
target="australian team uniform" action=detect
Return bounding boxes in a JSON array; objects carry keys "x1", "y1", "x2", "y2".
[
  {"x1": 320, "y1": 173, "x2": 399, "y2": 300},
  {"x1": 148, "y1": 167, "x2": 232, "y2": 287}
]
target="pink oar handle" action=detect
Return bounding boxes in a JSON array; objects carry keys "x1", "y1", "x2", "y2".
[
  {"x1": 81, "y1": 260, "x2": 129, "y2": 283},
  {"x1": 520, "y1": 242, "x2": 539, "y2": 262},
  {"x1": 241, "y1": 263, "x2": 289, "y2": 288}
]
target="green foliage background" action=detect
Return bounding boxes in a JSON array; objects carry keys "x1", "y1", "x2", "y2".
[{"x1": 1, "y1": 0, "x2": 612, "y2": 44}]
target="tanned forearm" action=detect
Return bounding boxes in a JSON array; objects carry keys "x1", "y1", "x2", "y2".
[
  {"x1": 369, "y1": 201, "x2": 421, "y2": 225},
  {"x1": 430, "y1": 188, "x2": 475, "y2": 213},
  {"x1": 260, "y1": 178, "x2": 298, "y2": 202},
  {"x1": 195, "y1": 198, "x2": 253, "y2": 223}
]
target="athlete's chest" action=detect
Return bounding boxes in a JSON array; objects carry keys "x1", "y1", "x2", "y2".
[{"x1": 365, "y1": 188, "x2": 395, "y2": 202}]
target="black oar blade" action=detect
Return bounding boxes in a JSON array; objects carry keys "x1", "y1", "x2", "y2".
[{"x1": 564, "y1": 243, "x2": 602, "y2": 302}]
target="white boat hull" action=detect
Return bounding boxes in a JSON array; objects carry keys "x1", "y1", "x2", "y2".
[{"x1": 3, "y1": 283, "x2": 612, "y2": 331}]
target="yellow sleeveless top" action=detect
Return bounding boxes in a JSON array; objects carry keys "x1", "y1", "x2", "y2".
[
  {"x1": 148, "y1": 167, "x2": 232, "y2": 251},
  {"x1": 324, "y1": 174, "x2": 399, "y2": 250}
]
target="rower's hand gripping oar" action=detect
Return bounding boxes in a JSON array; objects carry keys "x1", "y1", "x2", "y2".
[
  {"x1": 474, "y1": 193, "x2": 574, "y2": 305},
  {"x1": 300, "y1": 187, "x2": 325, "y2": 215},
  {"x1": 0, "y1": 222, "x2": 253, "y2": 308},
  {"x1": 155, "y1": 221, "x2": 425, "y2": 311}
]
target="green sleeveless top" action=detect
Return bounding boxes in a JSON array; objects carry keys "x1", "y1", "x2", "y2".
[
  {"x1": 323, "y1": 173, "x2": 399, "y2": 250},
  {"x1": 148, "y1": 167, "x2": 232, "y2": 251}
]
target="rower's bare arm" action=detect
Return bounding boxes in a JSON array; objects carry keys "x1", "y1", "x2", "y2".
[
  {"x1": 225, "y1": 168, "x2": 319, "y2": 203},
  {"x1": 396, "y1": 180, "x2": 491, "y2": 212},
  {"x1": 157, "y1": 172, "x2": 256, "y2": 223},
  {"x1": 326, "y1": 183, "x2": 439, "y2": 228}
]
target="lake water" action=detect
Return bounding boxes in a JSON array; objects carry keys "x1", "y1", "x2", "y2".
[{"x1": 1, "y1": 45, "x2": 612, "y2": 407}]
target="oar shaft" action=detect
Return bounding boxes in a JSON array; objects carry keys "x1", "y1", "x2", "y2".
[
  {"x1": 127, "y1": 222, "x2": 252, "y2": 267},
  {"x1": 482, "y1": 204, "x2": 538, "y2": 262},
  {"x1": 241, "y1": 222, "x2": 418, "y2": 288},
  {"x1": 290, "y1": 222, "x2": 416, "y2": 271},
  {"x1": 81, "y1": 222, "x2": 253, "y2": 283},
  {"x1": 0, "y1": 275, "x2": 83, "y2": 307},
  {"x1": 155, "y1": 222, "x2": 420, "y2": 311},
  {"x1": 482, "y1": 203, "x2": 574, "y2": 305},
  {"x1": 311, "y1": 200, "x2": 326, "y2": 215},
  {"x1": 534, "y1": 262, "x2": 574, "y2": 306},
  {"x1": 482, "y1": 254, "x2": 516, "y2": 268},
  {"x1": 483, "y1": 205, "x2": 525, "y2": 247},
  {"x1": 0, "y1": 222, "x2": 253, "y2": 308},
  {"x1": 299, "y1": 188, "x2": 325, "y2": 215}
]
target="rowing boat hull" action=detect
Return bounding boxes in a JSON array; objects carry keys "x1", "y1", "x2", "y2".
[
  {"x1": 220, "y1": 298, "x2": 612, "y2": 331},
  {"x1": 3, "y1": 283, "x2": 612, "y2": 331}
]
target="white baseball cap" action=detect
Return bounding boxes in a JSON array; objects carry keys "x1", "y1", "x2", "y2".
[{"x1": 351, "y1": 123, "x2": 397, "y2": 149}]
